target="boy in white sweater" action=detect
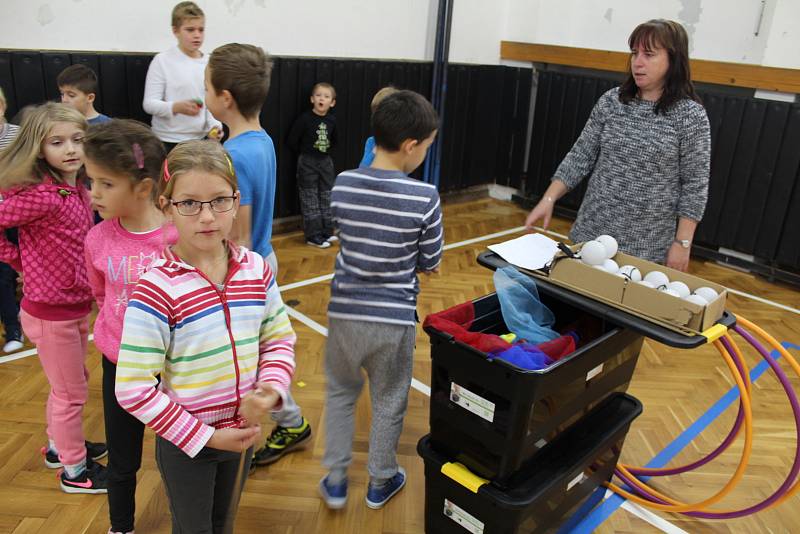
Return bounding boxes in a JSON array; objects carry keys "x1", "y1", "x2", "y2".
[{"x1": 143, "y1": 1, "x2": 222, "y2": 151}]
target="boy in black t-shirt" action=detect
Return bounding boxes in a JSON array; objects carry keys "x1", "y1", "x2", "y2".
[{"x1": 288, "y1": 82, "x2": 337, "y2": 248}]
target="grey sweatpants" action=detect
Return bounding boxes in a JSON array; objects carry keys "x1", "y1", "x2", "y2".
[
  {"x1": 264, "y1": 250, "x2": 303, "y2": 434},
  {"x1": 270, "y1": 388, "x2": 303, "y2": 428},
  {"x1": 262, "y1": 251, "x2": 306, "y2": 429},
  {"x1": 322, "y1": 318, "x2": 416, "y2": 485}
]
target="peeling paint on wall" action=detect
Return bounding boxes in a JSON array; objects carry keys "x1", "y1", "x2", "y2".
[
  {"x1": 678, "y1": 0, "x2": 703, "y2": 53},
  {"x1": 37, "y1": 4, "x2": 55, "y2": 26},
  {"x1": 225, "y1": 0, "x2": 246, "y2": 15}
]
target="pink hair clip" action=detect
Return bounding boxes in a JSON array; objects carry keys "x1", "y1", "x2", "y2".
[
  {"x1": 163, "y1": 159, "x2": 172, "y2": 183},
  {"x1": 132, "y1": 143, "x2": 145, "y2": 170}
]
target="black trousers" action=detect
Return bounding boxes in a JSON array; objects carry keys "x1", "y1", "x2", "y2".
[
  {"x1": 297, "y1": 154, "x2": 335, "y2": 240},
  {"x1": 156, "y1": 436, "x2": 253, "y2": 534},
  {"x1": 0, "y1": 261, "x2": 20, "y2": 339},
  {"x1": 102, "y1": 356, "x2": 146, "y2": 533}
]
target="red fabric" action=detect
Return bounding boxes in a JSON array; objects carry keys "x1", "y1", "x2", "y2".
[
  {"x1": 423, "y1": 302, "x2": 512, "y2": 353},
  {"x1": 536, "y1": 334, "x2": 576, "y2": 360}
]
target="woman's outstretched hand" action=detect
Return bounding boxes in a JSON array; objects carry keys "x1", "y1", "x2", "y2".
[{"x1": 525, "y1": 199, "x2": 555, "y2": 231}]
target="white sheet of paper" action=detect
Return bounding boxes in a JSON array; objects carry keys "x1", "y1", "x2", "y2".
[{"x1": 487, "y1": 233, "x2": 560, "y2": 271}]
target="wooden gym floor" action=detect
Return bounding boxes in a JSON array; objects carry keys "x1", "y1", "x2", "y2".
[{"x1": 1, "y1": 198, "x2": 799, "y2": 533}]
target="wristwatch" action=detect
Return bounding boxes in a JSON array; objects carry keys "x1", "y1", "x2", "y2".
[{"x1": 674, "y1": 239, "x2": 691, "y2": 249}]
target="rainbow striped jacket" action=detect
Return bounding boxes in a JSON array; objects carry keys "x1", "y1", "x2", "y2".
[{"x1": 115, "y1": 243, "x2": 296, "y2": 457}]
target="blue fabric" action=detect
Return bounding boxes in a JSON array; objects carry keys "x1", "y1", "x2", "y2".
[
  {"x1": 225, "y1": 130, "x2": 277, "y2": 257},
  {"x1": 88, "y1": 114, "x2": 111, "y2": 125},
  {"x1": 489, "y1": 344, "x2": 553, "y2": 370},
  {"x1": 494, "y1": 266, "x2": 560, "y2": 344},
  {"x1": 359, "y1": 136, "x2": 376, "y2": 167}
]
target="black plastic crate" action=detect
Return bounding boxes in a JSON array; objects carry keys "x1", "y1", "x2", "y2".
[
  {"x1": 424, "y1": 292, "x2": 643, "y2": 484},
  {"x1": 417, "y1": 393, "x2": 642, "y2": 534}
]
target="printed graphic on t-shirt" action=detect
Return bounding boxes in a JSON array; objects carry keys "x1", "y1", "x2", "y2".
[
  {"x1": 314, "y1": 123, "x2": 330, "y2": 153},
  {"x1": 107, "y1": 251, "x2": 158, "y2": 312}
]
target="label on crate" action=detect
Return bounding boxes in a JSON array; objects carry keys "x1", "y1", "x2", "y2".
[
  {"x1": 586, "y1": 363, "x2": 604, "y2": 381},
  {"x1": 567, "y1": 471, "x2": 588, "y2": 491},
  {"x1": 450, "y1": 383, "x2": 495, "y2": 422},
  {"x1": 444, "y1": 499, "x2": 484, "y2": 534}
]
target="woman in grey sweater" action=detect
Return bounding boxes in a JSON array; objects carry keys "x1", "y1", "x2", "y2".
[{"x1": 525, "y1": 19, "x2": 710, "y2": 271}]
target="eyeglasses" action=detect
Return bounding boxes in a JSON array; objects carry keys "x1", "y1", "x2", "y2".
[{"x1": 170, "y1": 195, "x2": 237, "y2": 216}]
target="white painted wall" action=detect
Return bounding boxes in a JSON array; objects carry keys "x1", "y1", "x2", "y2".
[
  {"x1": 0, "y1": 0, "x2": 507, "y2": 65},
  {"x1": 762, "y1": 0, "x2": 800, "y2": 68},
  {"x1": 0, "y1": 0, "x2": 797, "y2": 68},
  {"x1": 0, "y1": 0, "x2": 438, "y2": 59},
  {"x1": 505, "y1": 0, "x2": 800, "y2": 69}
]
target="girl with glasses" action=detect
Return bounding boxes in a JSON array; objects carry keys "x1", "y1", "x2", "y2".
[{"x1": 115, "y1": 139, "x2": 297, "y2": 533}]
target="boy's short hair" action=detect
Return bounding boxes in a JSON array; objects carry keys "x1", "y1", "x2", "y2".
[
  {"x1": 370, "y1": 86, "x2": 398, "y2": 114},
  {"x1": 312, "y1": 82, "x2": 336, "y2": 100},
  {"x1": 172, "y1": 1, "x2": 204, "y2": 28},
  {"x1": 372, "y1": 90, "x2": 439, "y2": 152},
  {"x1": 57, "y1": 64, "x2": 98, "y2": 95},
  {"x1": 208, "y1": 44, "x2": 273, "y2": 120}
]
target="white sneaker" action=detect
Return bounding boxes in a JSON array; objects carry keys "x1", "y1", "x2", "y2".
[
  {"x1": 326, "y1": 235, "x2": 339, "y2": 243},
  {"x1": 3, "y1": 336, "x2": 23, "y2": 353}
]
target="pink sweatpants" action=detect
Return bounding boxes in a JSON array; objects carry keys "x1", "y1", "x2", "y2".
[{"x1": 20, "y1": 310, "x2": 89, "y2": 466}]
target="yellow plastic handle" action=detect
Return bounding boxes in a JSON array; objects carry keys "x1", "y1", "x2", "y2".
[
  {"x1": 441, "y1": 462, "x2": 489, "y2": 493},
  {"x1": 702, "y1": 323, "x2": 728, "y2": 344}
]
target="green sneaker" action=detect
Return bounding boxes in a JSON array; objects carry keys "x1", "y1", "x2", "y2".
[{"x1": 252, "y1": 417, "x2": 312, "y2": 466}]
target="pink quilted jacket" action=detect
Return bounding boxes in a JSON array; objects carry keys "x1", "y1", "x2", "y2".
[{"x1": 0, "y1": 176, "x2": 93, "y2": 320}]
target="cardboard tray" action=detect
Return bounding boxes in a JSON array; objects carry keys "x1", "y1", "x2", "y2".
[
  {"x1": 477, "y1": 251, "x2": 735, "y2": 349},
  {"x1": 547, "y1": 245, "x2": 727, "y2": 333}
]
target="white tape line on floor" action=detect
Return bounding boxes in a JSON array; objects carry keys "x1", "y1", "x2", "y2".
[{"x1": 285, "y1": 306, "x2": 431, "y2": 397}]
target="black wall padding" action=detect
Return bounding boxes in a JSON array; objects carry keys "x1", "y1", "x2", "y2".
[
  {"x1": 525, "y1": 70, "x2": 800, "y2": 271},
  {"x1": 11, "y1": 52, "x2": 47, "y2": 110},
  {"x1": 0, "y1": 50, "x2": 532, "y2": 219},
  {"x1": 41, "y1": 52, "x2": 70, "y2": 101},
  {"x1": 0, "y1": 53, "x2": 15, "y2": 113}
]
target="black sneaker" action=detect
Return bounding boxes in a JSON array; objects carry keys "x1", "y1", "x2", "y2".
[
  {"x1": 59, "y1": 458, "x2": 108, "y2": 494},
  {"x1": 42, "y1": 440, "x2": 108, "y2": 469},
  {"x1": 252, "y1": 417, "x2": 312, "y2": 466},
  {"x1": 306, "y1": 235, "x2": 331, "y2": 249}
]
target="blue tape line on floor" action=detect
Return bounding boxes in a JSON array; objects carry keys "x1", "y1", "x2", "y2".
[{"x1": 569, "y1": 341, "x2": 799, "y2": 533}]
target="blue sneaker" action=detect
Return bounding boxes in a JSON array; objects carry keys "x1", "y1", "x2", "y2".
[
  {"x1": 365, "y1": 466, "x2": 406, "y2": 509},
  {"x1": 319, "y1": 474, "x2": 348, "y2": 509}
]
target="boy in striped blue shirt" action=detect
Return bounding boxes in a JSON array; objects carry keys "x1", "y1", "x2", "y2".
[{"x1": 320, "y1": 90, "x2": 442, "y2": 510}]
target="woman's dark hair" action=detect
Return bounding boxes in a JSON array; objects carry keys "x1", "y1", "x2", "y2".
[{"x1": 619, "y1": 19, "x2": 701, "y2": 114}]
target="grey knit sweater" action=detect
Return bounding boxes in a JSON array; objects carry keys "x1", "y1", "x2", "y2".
[{"x1": 556, "y1": 87, "x2": 710, "y2": 263}]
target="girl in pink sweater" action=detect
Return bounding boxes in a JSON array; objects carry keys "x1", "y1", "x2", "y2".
[
  {"x1": 0, "y1": 103, "x2": 108, "y2": 493},
  {"x1": 83, "y1": 119, "x2": 177, "y2": 534}
]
